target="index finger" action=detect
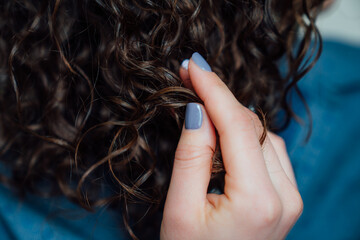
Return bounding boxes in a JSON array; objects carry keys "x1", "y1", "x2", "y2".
[{"x1": 187, "y1": 53, "x2": 274, "y2": 196}]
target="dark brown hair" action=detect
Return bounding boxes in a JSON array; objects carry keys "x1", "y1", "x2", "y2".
[{"x1": 0, "y1": 0, "x2": 324, "y2": 238}]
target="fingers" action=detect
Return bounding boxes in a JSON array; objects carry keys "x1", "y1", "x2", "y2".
[
  {"x1": 244, "y1": 109, "x2": 297, "y2": 188},
  {"x1": 164, "y1": 103, "x2": 216, "y2": 216},
  {"x1": 185, "y1": 53, "x2": 273, "y2": 197},
  {"x1": 246, "y1": 111, "x2": 303, "y2": 236},
  {"x1": 267, "y1": 132, "x2": 297, "y2": 187},
  {"x1": 171, "y1": 54, "x2": 303, "y2": 240},
  {"x1": 180, "y1": 54, "x2": 297, "y2": 189}
]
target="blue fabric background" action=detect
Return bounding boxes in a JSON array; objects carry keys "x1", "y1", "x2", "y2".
[
  {"x1": 0, "y1": 184, "x2": 126, "y2": 240},
  {"x1": 280, "y1": 40, "x2": 360, "y2": 240}
]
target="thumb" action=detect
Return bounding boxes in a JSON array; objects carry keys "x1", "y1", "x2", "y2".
[{"x1": 164, "y1": 103, "x2": 216, "y2": 216}]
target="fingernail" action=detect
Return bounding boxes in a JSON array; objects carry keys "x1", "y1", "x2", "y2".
[
  {"x1": 181, "y1": 59, "x2": 189, "y2": 70},
  {"x1": 191, "y1": 52, "x2": 212, "y2": 72},
  {"x1": 185, "y1": 103, "x2": 203, "y2": 129}
]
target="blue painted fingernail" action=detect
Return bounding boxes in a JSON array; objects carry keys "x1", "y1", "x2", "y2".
[
  {"x1": 185, "y1": 103, "x2": 203, "y2": 129},
  {"x1": 191, "y1": 52, "x2": 212, "y2": 72},
  {"x1": 181, "y1": 59, "x2": 189, "y2": 70}
]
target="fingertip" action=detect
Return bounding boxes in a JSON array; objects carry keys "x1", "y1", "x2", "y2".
[
  {"x1": 185, "y1": 103, "x2": 203, "y2": 130},
  {"x1": 187, "y1": 57, "x2": 226, "y2": 105},
  {"x1": 179, "y1": 68, "x2": 191, "y2": 88},
  {"x1": 179, "y1": 59, "x2": 192, "y2": 89},
  {"x1": 181, "y1": 59, "x2": 189, "y2": 70},
  {"x1": 191, "y1": 52, "x2": 212, "y2": 72},
  {"x1": 181, "y1": 103, "x2": 216, "y2": 149}
]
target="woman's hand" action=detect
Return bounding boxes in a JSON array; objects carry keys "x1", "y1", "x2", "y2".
[{"x1": 160, "y1": 52, "x2": 302, "y2": 240}]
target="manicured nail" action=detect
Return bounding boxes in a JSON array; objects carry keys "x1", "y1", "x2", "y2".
[
  {"x1": 181, "y1": 59, "x2": 189, "y2": 70},
  {"x1": 185, "y1": 103, "x2": 203, "y2": 129},
  {"x1": 191, "y1": 52, "x2": 212, "y2": 72}
]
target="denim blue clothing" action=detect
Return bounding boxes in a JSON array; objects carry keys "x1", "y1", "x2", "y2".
[
  {"x1": 0, "y1": 40, "x2": 359, "y2": 239},
  {"x1": 0, "y1": 184, "x2": 126, "y2": 240},
  {"x1": 280, "y1": 40, "x2": 360, "y2": 240}
]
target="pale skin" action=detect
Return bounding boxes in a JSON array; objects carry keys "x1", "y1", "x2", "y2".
[{"x1": 160, "y1": 55, "x2": 303, "y2": 239}]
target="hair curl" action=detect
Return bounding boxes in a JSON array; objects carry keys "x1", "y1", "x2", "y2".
[{"x1": 0, "y1": 0, "x2": 324, "y2": 238}]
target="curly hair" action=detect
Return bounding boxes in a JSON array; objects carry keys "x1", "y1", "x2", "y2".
[{"x1": 0, "y1": 0, "x2": 323, "y2": 238}]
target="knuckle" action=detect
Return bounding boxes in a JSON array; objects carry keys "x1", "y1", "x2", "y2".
[
  {"x1": 230, "y1": 107, "x2": 254, "y2": 126},
  {"x1": 253, "y1": 195, "x2": 283, "y2": 226},
  {"x1": 269, "y1": 133, "x2": 286, "y2": 150},
  {"x1": 245, "y1": 108, "x2": 264, "y2": 136},
  {"x1": 287, "y1": 190, "x2": 304, "y2": 221},
  {"x1": 174, "y1": 144, "x2": 213, "y2": 168},
  {"x1": 217, "y1": 107, "x2": 255, "y2": 137},
  {"x1": 247, "y1": 108, "x2": 259, "y2": 121},
  {"x1": 246, "y1": 108, "x2": 262, "y2": 125},
  {"x1": 253, "y1": 118, "x2": 263, "y2": 132},
  {"x1": 261, "y1": 199, "x2": 282, "y2": 225}
]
